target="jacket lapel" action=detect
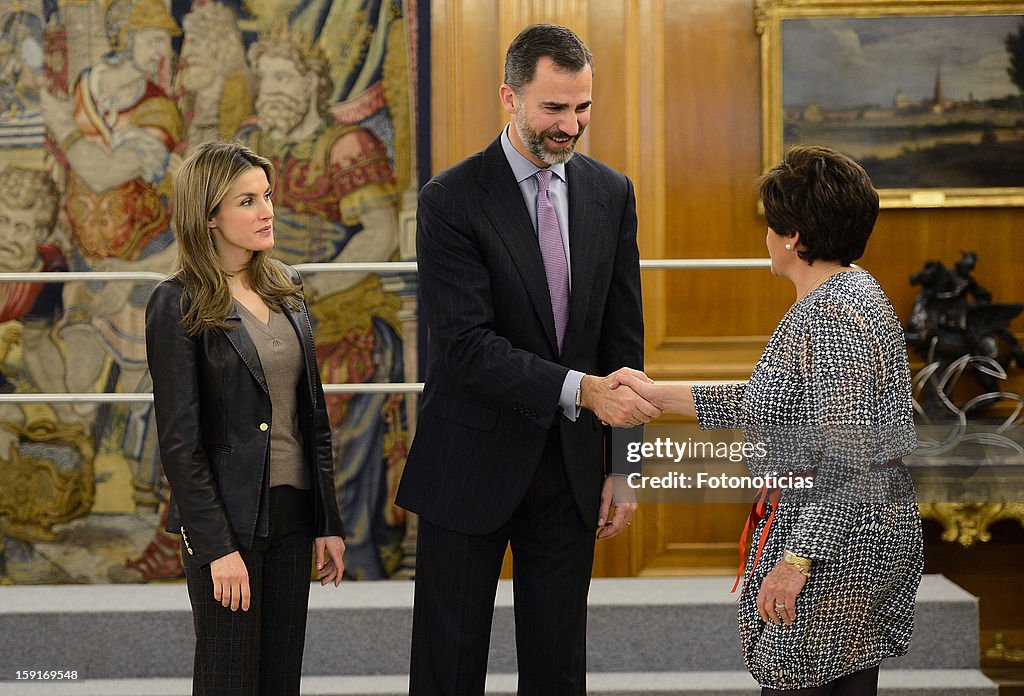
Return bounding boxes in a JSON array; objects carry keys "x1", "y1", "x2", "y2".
[
  {"x1": 284, "y1": 303, "x2": 318, "y2": 408},
  {"x1": 479, "y1": 138, "x2": 559, "y2": 353},
  {"x1": 563, "y1": 155, "x2": 607, "y2": 355},
  {"x1": 223, "y1": 307, "x2": 269, "y2": 395}
]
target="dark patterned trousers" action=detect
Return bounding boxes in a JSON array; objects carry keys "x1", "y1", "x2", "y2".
[
  {"x1": 183, "y1": 485, "x2": 314, "y2": 696},
  {"x1": 410, "y1": 428, "x2": 597, "y2": 696}
]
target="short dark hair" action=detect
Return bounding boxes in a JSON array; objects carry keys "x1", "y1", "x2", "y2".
[
  {"x1": 504, "y1": 24, "x2": 594, "y2": 93},
  {"x1": 759, "y1": 145, "x2": 879, "y2": 266}
]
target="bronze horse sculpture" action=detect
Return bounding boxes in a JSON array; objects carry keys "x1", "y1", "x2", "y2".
[{"x1": 906, "y1": 253, "x2": 1024, "y2": 417}]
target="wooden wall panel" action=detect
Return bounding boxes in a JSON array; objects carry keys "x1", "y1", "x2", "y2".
[
  {"x1": 430, "y1": 1, "x2": 501, "y2": 172},
  {"x1": 661, "y1": 0, "x2": 776, "y2": 339},
  {"x1": 430, "y1": 0, "x2": 1024, "y2": 578}
]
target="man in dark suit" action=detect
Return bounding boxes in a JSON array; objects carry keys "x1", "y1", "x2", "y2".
[{"x1": 396, "y1": 23, "x2": 657, "y2": 696}]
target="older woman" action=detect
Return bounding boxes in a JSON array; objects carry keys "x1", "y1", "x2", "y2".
[{"x1": 616, "y1": 146, "x2": 923, "y2": 695}]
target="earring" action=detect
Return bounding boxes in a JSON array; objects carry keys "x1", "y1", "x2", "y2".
[{"x1": 785, "y1": 243, "x2": 792, "y2": 250}]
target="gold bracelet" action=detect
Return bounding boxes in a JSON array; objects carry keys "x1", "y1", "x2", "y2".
[{"x1": 783, "y1": 549, "x2": 812, "y2": 578}]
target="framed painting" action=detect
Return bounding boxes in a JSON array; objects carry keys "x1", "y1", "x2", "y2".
[{"x1": 756, "y1": 0, "x2": 1024, "y2": 207}]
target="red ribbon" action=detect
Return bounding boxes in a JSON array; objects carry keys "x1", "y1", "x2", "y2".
[{"x1": 732, "y1": 484, "x2": 784, "y2": 593}]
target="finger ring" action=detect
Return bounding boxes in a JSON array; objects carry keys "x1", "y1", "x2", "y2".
[{"x1": 774, "y1": 601, "x2": 786, "y2": 611}]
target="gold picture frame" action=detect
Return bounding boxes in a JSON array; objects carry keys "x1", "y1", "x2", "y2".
[{"x1": 756, "y1": 0, "x2": 1024, "y2": 208}]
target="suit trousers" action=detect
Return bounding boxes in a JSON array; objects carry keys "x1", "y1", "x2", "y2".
[
  {"x1": 410, "y1": 427, "x2": 597, "y2": 696},
  {"x1": 183, "y1": 485, "x2": 314, "y2": 696}
]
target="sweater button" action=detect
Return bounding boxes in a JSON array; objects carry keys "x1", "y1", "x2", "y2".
[{"x1": 259, "y1": 422, "x2": 269, "y2": 431}]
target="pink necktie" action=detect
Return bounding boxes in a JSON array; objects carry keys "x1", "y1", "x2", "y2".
[{"x1": 534, "y1": 169, "x2": 569, "y2": 352}]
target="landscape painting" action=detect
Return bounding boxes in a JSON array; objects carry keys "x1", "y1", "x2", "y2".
[{"x1": 758, "y1": 1, "x2": 1024, "y2": 207}]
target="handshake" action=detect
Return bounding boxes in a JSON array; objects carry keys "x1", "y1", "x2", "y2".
[{"x1": 580, "y1": 367, "x2": 662, "y2": 428}]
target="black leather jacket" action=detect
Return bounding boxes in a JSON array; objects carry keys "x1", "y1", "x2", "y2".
[{"x1": 146, "y1": 267, "x2": 344, "y2": 567}]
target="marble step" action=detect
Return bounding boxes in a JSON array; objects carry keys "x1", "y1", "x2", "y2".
[
  {"x1": 0, "y1": 670, "x2": 998, "y2": 696},
  {"x1": 0, "y1": 575, "x2": 979, "y2": 680}
]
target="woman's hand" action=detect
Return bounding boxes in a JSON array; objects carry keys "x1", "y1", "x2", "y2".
[
  {"x1": 580, "y1": 368, "x2": 660, "y2": 427},
  {"x1": 756, "y1": 558, "x2": 808, "y2": 625},
  {"x1": 611, "y1": 372, "x2": 660, "y2": 406},
  {"x1": 209, "y1": 551, "x2": 250, "y2": 611},
  {"x1": 611, "y1": 373, "x2": 696, "y2": 418},
  {"x1": 315, "y1": 536, "x2": 346, "y2": 587}
]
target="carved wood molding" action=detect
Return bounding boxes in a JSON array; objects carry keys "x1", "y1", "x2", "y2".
[{"x1": 920, "y1": 502, "x2": 1024, "y2": 547}]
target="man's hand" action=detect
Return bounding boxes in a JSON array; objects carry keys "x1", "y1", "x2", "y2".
[
  {"x1": 210, "y1": 551, "x2": 250, "y2": 611},
  {"x1": 610, "y1": 373, "x2": 696, "y2": 418},
  {"x1": 315, "y1": 536, "x2": 346, "y2": 587},
  {"x1": 596, "y1": 475, "x2": 637, "y2": 540},
  {"x1": 580, "y1": 368, "x2": 660, "y2": 427}
]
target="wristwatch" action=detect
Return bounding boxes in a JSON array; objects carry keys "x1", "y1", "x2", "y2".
[{"x1": 575, "y1": 383, "x2": 582, "y2": 408}]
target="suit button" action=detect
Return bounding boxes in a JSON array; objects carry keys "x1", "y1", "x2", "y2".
[{"x1": 259, "y1": 422, "x2": 269, "y2": 431}]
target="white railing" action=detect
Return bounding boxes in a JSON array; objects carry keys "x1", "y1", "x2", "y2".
[
  {"x1": 0, "y1": 258, "x2": 771, "y2": 284},
  {"x1": 0, "y1": 258, "x2": 766, "y2": 402}
]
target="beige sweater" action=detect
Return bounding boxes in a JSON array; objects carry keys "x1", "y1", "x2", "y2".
[{"x1": 236, "y1": 302, "x2": 311, "y2": 490}]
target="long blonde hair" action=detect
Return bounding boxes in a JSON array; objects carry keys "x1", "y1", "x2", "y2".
[{"x1": 172, "y1": 140, "x2": 302, "y2": 336}]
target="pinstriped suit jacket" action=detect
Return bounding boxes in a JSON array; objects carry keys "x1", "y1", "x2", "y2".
[{"x1": 396, "y1": 135, "x2": 644, "y2": 535}]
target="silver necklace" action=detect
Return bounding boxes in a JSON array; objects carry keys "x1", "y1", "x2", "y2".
[{"x1": 798, "y1": 264, "x2": 842, "y2": 300}]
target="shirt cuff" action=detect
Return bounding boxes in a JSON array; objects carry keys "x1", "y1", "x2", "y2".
[{"x1": 559, "y1": 370, "x2": 585, "y2": 422}]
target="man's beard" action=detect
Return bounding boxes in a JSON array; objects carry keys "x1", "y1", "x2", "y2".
[
  {"x1": 257, "y1": 95, "x2": 306, "y2": 137},
  {"x1": 134, "y1": 54, "x2": 170, "y2": 88},
  {"x1": 514, "y1": 108, "x2": 585, "y2": 165}
]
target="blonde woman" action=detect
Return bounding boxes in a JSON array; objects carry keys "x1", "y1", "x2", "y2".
[{"x1": 146, "y1": 141, "x2": 345, "y2": 695}]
